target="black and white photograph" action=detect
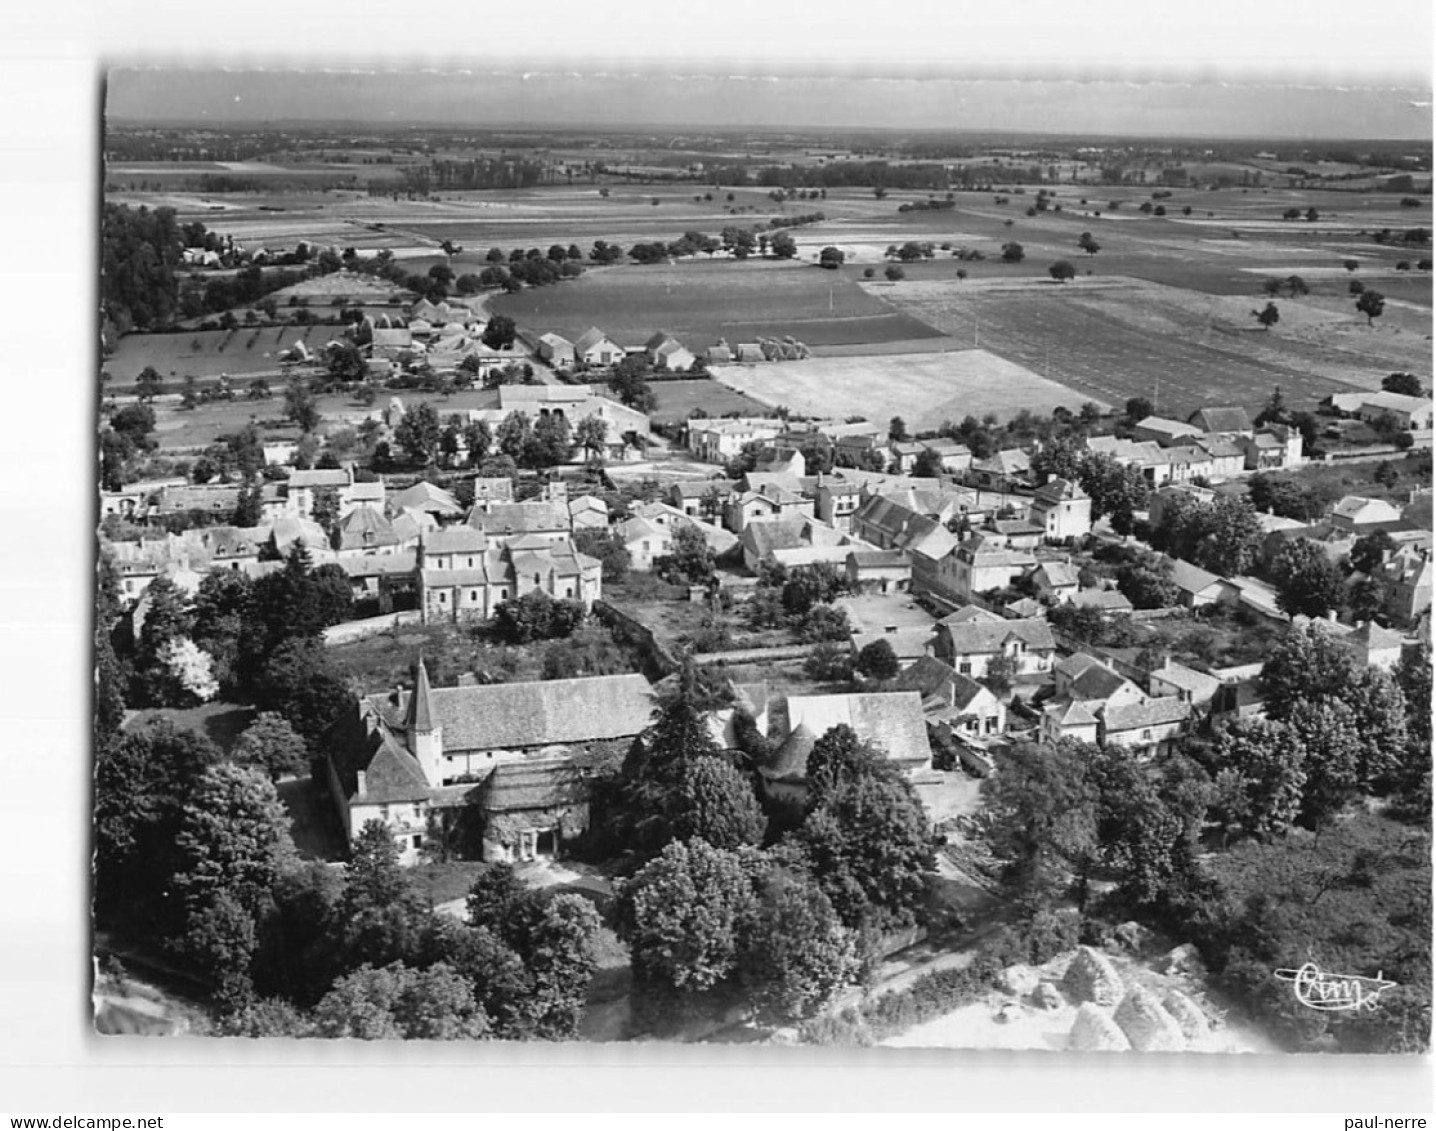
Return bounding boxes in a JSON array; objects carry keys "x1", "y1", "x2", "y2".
[{"x1": 6, "y1": 0, "x2": 1435, "y2": 1115}]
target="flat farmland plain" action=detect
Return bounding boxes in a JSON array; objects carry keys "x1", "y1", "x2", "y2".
[
  {"x1": 878, "y1": 277, "x2": 1431, "y2": 417},
  {"x1": 710, "y1": 350, "x2": 1092, "y2": 431},
  {"x1": 488, "y1": 260, "x2": 945, "y2": 348}
]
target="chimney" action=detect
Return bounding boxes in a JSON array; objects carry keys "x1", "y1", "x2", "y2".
[{"x1": 356, "y1": 769, "x2": 367, "y2": 796}]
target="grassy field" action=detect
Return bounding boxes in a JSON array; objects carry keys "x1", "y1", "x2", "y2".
[
  {"x1": 489, "y1": 259, "x2": 944, "y2": 349},
  {"x1": 643, "y1": 379, "x2": 773, "y2": 424},
  {"x1": 106, "y1": 325, "x2": 334, "y2": 383},
  {"x1": 711, "y1": 349, "x2": 1091, "y2": 430},
  {"x1": 143, "y1": 385, "x2": 500, "y2": 450},
  {"x1": 877, "y1": 276, "x2": 1431, "y2": 418}
]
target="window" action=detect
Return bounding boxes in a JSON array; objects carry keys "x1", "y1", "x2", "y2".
[
  {"x1": 412, "y1": 835, "x2": 423, "y2": 849},
  {"x1": 438, "y1": 591, "x2": 447, "y2": 603},
  {"x1": 413, "y1": 804, "x2": 424, "y2": 819},
  {"x1": 1142, "y1": 729, "x2": 1152, "y2": 740},
  {"x1": 380, "y1": 805, "x2": 390, "y2": 821},
  {"x1": 959, "y1": 661, "x2": 972, "y2": 675}
]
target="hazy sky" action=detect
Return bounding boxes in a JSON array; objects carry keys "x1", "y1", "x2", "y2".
[
  {"x1": 106, "y1": 68, "x2": 1432, "y2": 139},
  {"x1": 97, "y1": 0, "x2": 1432, "y2": 140}
]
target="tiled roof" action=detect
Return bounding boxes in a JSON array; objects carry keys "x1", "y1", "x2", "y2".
[
  {"x1": 375, "y1": 673, "x2": 653, "y2": 753},
  {"x1": 942, "y1": 605, "x2": 1005, "y2": 625},
  {"x1": 1070, "y1": 588, "x2": 1133, "y2": 612},
  {"x1": 1103, "y1": 697, "x2": 1192, "y2": 732},
  {"x1": 941, "y1": 617, "x2": 1055, "y2": 656},
  {"x1": 289, "y1": 469, "x2": 350, "y2": 489},
  {"x1": 423, "y1": 526, "x2": 489, "y2": 555},
  {"x1": 573, "y1": 327, "x2": 612, "y2": 354},
  {"x1": 391, "y1": 481, "x2": 461, "y2": 515},
  {"x1": 340, "y1": 551, "x2": 418, "y2": 578},
  {"x1": 1347, "y1": 621, "x2": 1404, "y2": 652},
  {"x1": 848, "y1": 549, "x2": 909, "y2": 569},
  {"x1": 483, "y1": 759, "x2": 587, "y2": 812},
  {"x1": 784, "y1": 691, "x2": 932, "y2": 768},
  {"x1": 972, "y1": 449, "x2": 1031, "y2": 476},
  {"x1": 421, "y1": 563, "x2": 502, "y2": 587},
  {"x1": 888, "y1": 655, "x2": 991, "y2": 713},
  {"x1": 1035, "y1": 561, "x2": 1081, "y2": 589},
  {"x1": 1151, "y1": 660, "x2": 1221, "y2": 695},
  {"x1": 1033, "y1": 477, "x2": 1087, "y2": 504},
  {"x1": 1136, "y1": 416, "x2": 1200, "y2": 439},
  {"x1": 763, "y1": 721, "x2": 817, "y2": 782},
  {"x1": 1169, "y1": 558, "x2": 1223, "y2": 595},
  {"x1": 336, "y1": 505, "x2": 398, "y2": 550},
  {"x1": 1188, "y1": 406, "x2": 1252, "y2": 434},
  {"x1": 1045, "y1": 699, "x2": 1099, "y2": 727},
  {"x1": 467, "y1": 501, "x2": 569, "y2": 535}
]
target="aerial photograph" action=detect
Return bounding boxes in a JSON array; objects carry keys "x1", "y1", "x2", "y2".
[{"x1": 92, "y1": 56, "x2": 1431, "y2": 1059}]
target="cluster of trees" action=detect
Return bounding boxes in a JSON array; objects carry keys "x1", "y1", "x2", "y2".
[
  {"x1": 745, "y1": 561, "x2": 852, "y2": 646},
  {"x1": 1030, "y1": 435, "x2": 1151, "y2": 535},
  {"x1": 100, "y1": 402, "x2": 160, "y2": 490},
  {"x1": 622, "y1": 225, "x2": 799, "y2": 265},
  {"x1": 491, "y1": 590, "x2": 587, "y2": 646},
  {"x1": 606, "y1": 356, "x2": 659, "y2": 413},
  {"x1": 102, "y1": 203, "x2": 188, "y2": 332},
  {"x1": 106, "y1": 545, "x2": 355, "y2": 741},
  {"x1": 977, "y1": 621, "x2": 1430, "y2": 1051},
  {"x1": 653, "y1": 524, "x2": 717, "y2": 587},
  {"x1": 1147, "y1": 491, "x2": 1265, "y2": 575},
  {"x1": 594, "y1": 672, "x2": 934, "y2": 1030}
]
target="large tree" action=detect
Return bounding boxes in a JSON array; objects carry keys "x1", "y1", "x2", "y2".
[
  {"x1": 794, "y1": 765, "x2": 933, "y2": 929},
  {"x1": 671, "y1": 756, "x2": 766, "y2": 851},
  {"x1": 1205, "y1": 718, "x2": 1308, "y2": 842},
  {"x1": 233, "y1": 712, "x2": 310, "y2": 782},
  {"x1": 254, "y1": 637, "x2": 353, "y2": 752},
  {"x1": 394, "y1": 400, "x2": 444, "y2": 466},
  {"x1": 312, "y1": 962, "x2": 490, "y2": 1040},
  {"x1": 481, "y1": 313, "x2": 518, "y2": 350},
  {"x1": 1287, "y1": 698, "x2": 1363, "y2": 831},
  {"x1": 618, "y1": 838, "x2": 762, "y2": 1016},
  {"x1": 654, "y1": 523, "x2": 715, "y2": 586},
  {"x1": 1078, "y1": 453, "x2": 1149, "y2": 536},
  {"x1": 1259, "y1": 624, "x2": 1361, "y2": 722},
  {"x1": 741, "y1": 867, "x2": 857, "y2": 1023},
  {"x1": 980, "y1": 740, "x2": 1097, "y2": 908},
  {"x1": 171, "y1": 763, "x2": 295, "y2": 1007},
  {"x1": 1270, "y1": 540, "x2": 1346, "y2": 619},
  {"x1": 94, "y1": 720, "x2": 220, "y2": 929}
]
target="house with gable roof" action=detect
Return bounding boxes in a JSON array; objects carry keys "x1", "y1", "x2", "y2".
[
  {"x1": 967, "y1": 449, "x2": 1034, "y2": 491},
  {"x1": 889, "y1": 655, "x2": 1007, "y2": 738},
  {"x1": 753, "y1": 691, "x2": 938, "y2": 811},
  {"x1": 1031, "y1": 559, "x2": 1082, "y2": 603},
  {"x1": 536, "y1": 332, "x2": 577, "y2": 370},
  {"x1": 1133, "y1": 416, "x2": 1202, "y2": 446},
  {"x1": 932, "y1": 614, "x2": 1056, "y2": 678},
  {"x1": 933, "y1": 532, "x2": 1037, "y2": 605},
  {"x1": 644, "y1": 331, "x2": 697, "y2": 372},
  {"x1": 1028, "y1": 477, "x2": 1092, "y2": 540},
  {"x1": 573, "y1": 326, "x2": 625, "y2": 367},
  {"x1": 1187, "y1": 406, "x2": 1254, "y2": 438},
  {"x1": 325, "y1": 661, "x2": 653, "y2": 864},
  {"x1": 1100, "y1": 697, "x2": 1191, "y2": 756}
]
